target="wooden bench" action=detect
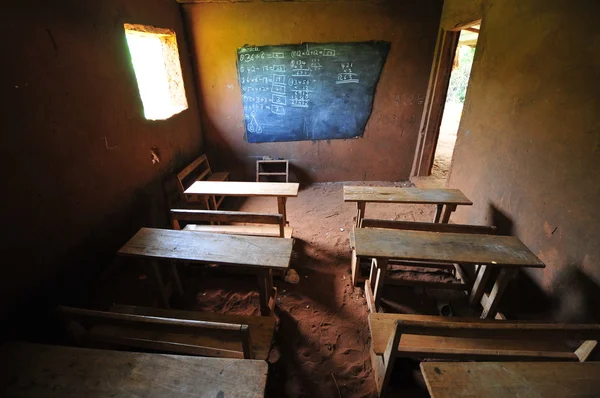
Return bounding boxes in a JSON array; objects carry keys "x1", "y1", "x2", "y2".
[
  {"x1": 177, "y1": 154, "x2": 229, "y2": 210},
  {"x1": 349, "y1": 219, "x2": 497, "y2": 286},
  {"x1": 0, "y1": 342, "x2": 269, "y2": 398},
  {"x1": 421, "y1": 361, "x2": 600, "y2": 398},
  {"x1": 56, "y1": 305, "x2": 276, "y2": 360},
  {"x1": 368, "y1": 313, "x2": 600, "y2": 397},
  {"x1": 171, "y1": 209, "x2": 293, "y2": 239}
]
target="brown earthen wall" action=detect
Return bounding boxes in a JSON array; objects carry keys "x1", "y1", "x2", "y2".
[
  {"x1": 181, "y1": 0, "x2": 442, "y2": 182},
  {"x1": 2, "y1": 0, "x2": 202, "y2": 321},
  {"x1": 448, "y1": 0, "x2": 600, "y2": 319}
]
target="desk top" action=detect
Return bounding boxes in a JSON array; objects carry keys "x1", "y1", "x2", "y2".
[
  {"x1": 0, "y1": 342, "x2": 268, "y2": 398},
  {"x1": 343, "y1": 186, "x2": 472, "y2": 205},
  {"x1": 185, "y1": 181, "x2": 299, "y2": 197},
  {"x1": 353, "y1": 228, "x2": 544, "y2": 268},
  {"x1": 118, "y1": 228, "x2": 292, "y2": 269},
  {"x1": 421, "y1": 361, "x2": 600, "y2": 398}
]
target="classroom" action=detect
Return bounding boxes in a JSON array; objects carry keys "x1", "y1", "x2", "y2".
[{"x1": 2, "y1": 0, "x2": 600, "y2": 397}]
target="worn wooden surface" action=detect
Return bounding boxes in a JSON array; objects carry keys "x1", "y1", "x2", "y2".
[
  {"x1": 354, "y1": 229, "x2": 544, "y2": 268},
  {"x1": 185, "y1": 181, "x2": 299, "y2": 197},
  {"x1": 368, "y1": 313, "x2": 576, "y2": 361},
  {"x1": 109, "y1": 305, "x2": 276, "y2": 360},
  {"x1": 184, "y1": 224, "x2": 293, "y2": 238},
  {"x1": 343, "y1": 186, "x2": 472, "y2": 205},
  {"x1": 421, "y1": 362, "x2": 600, "y2": 398},
  {"x1": 118, "y1": 228, "x2": 292, "y2": 269},
  {"x1": 0, "y1": 342, "x2": 268, "y2": 398},
  {"x1": 360, "y1": 219, "x2": 497, "y2": 234}
]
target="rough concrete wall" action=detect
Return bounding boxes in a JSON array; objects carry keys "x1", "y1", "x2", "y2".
[
  {"x1": 448, "y1": 0, "x2": 600, "y2": 319},
  {"x1": 440, "y1": 0, "x2": 483, "y2": 30},
  {"x1": 182, "y1": 0, "x2": 442, "y2": 182},
  {"x1": 1, "y1": 0, "x2": 202, "y2": 322}
]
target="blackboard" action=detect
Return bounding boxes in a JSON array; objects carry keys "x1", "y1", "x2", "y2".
[{"x1": 237, "y1": 41, "x2": 390, "y2": 143}]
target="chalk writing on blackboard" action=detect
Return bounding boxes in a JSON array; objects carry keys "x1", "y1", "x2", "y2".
[{"x1": 237, "y1": 41, "x2": 390, "y2": 143}]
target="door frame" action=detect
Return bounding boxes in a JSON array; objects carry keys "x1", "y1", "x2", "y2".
[{"x1": 411, "y1": 20, "x2": 481, "y2": 177}]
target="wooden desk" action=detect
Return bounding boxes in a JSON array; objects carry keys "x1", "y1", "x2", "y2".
[
  {"x1": 343, "y1": 186, "x2": 472, "y2": 226},
  {"x1": 185, "y1": 181, "x2": 299, "y2": 225},
  {"x1": 354, "y1": 229, "x2": 544, "y2": 318},
  {"x1": 0, "y1": 342, "x2": 268, "y2": 398},
  {"x1": 119, "y1": 228, "x2": 293, "y2": 315},
  {"x1": 421, "y1": 362, "x2": 600, "y2": 398}
]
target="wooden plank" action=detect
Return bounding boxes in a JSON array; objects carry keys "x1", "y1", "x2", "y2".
[
  {"x1": 421, "y1": 362, "x2": 600, "y2": 398},
  {"x1": 481, "y1": 268, "x2": 515, "y2": 319},
  {"x1": 354, "y1": 229, "x2": 545, "y2": 268},
  {"x1": 177, "y1": 154, "x2": 207, "y2": 182},
  {"x1": 109, "y1": 305, "x2": 276, "y2": 361},
  {"x1": 368, "y1": 313, "x2": 577, "y2": 360},
  {"x1": 171, "y1": 209, "x2": 283, "y2": 225},
  {"x1": 343, "y1": 186, "x2": 472, "y2": 205},
  {"x1": 118, "y1": 228, "x2": 292, "y2": 269},
  {"x1": 361, "y1": 219, "x2": 497, "y2": 234},
  {"x1": 184, "y1": 224, "x2": 293, "y2": 239},
  {"x1": 0, "y1": 342, "x2": 268, "y2": 398},
  {"x1": 185, "y1": 181, "x2": 299, "y2": 197}
]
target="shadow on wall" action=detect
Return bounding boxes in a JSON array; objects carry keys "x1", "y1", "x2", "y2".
[
  {"x1": 4, "y1": 172, "x2": 173, "y2": 344},
  {"x1": 486, "y1": 205, "x2": 600, "y2": 327}
]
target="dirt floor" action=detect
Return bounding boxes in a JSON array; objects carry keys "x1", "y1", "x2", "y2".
[
  {"x1": 432, "y1": 102, "x2": 462, "y2": 180},
  {"x1": 92, "y1": 182, "x2": 477, "y2": 397}
]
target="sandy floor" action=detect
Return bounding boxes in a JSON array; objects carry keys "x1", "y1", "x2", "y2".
[
  {"x1": 432, "y1": 102, "x2": 462, "y2": 180},
  {"x1": 93, "y1": 182, "x2": 474, "y2": 397}
]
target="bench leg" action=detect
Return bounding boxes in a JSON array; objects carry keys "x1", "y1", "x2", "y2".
[
  {"x1": 481, "y1": 268, "x2": 516, "y2": 319},
  {"x1": 433, "y1": 204, "x2": 443, "y2": 223},
  {"x1": 373, "y1": 259, "x2": 388, "y2": 309},
  {"x1": 351, "y1": 249, "x2": 359, "y2": 286},
  {"x1": 441, "y1": 204, "x2": 457, "y2": 223},
  {"x1": 257, "y1": 269, "x2": 274, "y2": 316},
  {"x1": 371, "y1": 320, "x2": 402, "y2": 397},
  {"x1": 356, "y1": 201, "x2": 366, "y2": 228},
  {"x1": 150, "y1": 260, "x2": 171, "y2": 309},
  {"x1": 277, "y1": 197, "x2": 288, "y2": 226}
]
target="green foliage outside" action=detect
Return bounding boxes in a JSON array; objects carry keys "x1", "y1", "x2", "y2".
[{"x1": 446, "y1": 45, "x2": 476, "y2": 104}]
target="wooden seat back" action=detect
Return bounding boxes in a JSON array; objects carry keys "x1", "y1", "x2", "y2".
[
  {"x1": 371, "y1": 313, "x2": 599, "y2": 362},
  {"x1": 369, "y1": 313, "x2": 599, "y2": 396},
  {"x1": 177, "y1": 154, "x2": 211, "y2": 194},
  {"x1": 171, "y1": 209, "x2": 286, "y2": 238},
  {"x1": 360, "y1": 219, "x2": 497, "y2": 234},
  {"x1": 56, "y1": 306, "x2": 256, "y2": 359}
]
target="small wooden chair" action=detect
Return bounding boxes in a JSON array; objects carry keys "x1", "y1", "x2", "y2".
[
  {"x1": 171, "y1": 209, "x2": 292, "y2": 238},
  {"x1": 177, "y1": 154, "x2": 229, "y2": 209},
  {"x1": 368, "y1": 313, "x2": 600, "y2": 397},
  {"x1": 56, "y1": 305, "x2": 276, "y2": 360}
]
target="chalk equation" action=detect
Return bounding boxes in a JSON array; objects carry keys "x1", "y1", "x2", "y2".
[{"x1": 236, "y1": 41, "x2": 390, "y2": 143}]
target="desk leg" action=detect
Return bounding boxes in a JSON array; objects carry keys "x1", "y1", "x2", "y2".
[
  {"x1": 150, "y1": 260, "x2": 171, "y2": 309},
  {"x1": 356, "y1": 201, "x2": 366, "y2": 228},
  {"x1": 433, "y1": 204, "x2": 443, "y2": 223},
  {"x1": 481, "y1": 268, "x2": 516, "y2": 319},
  {"x1": 441, "y1": 204, "x2": 457, "y2": 223},
  {"x1": 277, "y1": 197, "x2": 288, "y2": 226},
  {"x1": 469, "y1": 264, "x2": 492, "y2": 306},
  {"x1": 257, "y1": 269, "x2": 274, "y2": 316},
  {"x1": 373, "y1": 258, "x2": 388, "y2": 310}
]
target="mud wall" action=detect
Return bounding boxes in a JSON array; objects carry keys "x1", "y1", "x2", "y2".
[
  {"x1": 181, "y1": 0, "x2": 442, "y2": 182},
  {"x1": 2, "y1": 0, "x2": 202, "y2": 323},
  {"x1": 447, "y1": 0, "x2": 600, "y2": 319}
]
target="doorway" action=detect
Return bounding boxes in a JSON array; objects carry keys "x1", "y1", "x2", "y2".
[
  {"x1": 432, "y1": 27, "x2": 479, "y2": 179},
  {"x1": 411, "y1": 21, "x2": 481, "y2": 187}
]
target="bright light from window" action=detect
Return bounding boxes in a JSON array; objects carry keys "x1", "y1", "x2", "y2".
[{"x1": 124, "y1": 24, "x2": 188, "y2": 120}]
